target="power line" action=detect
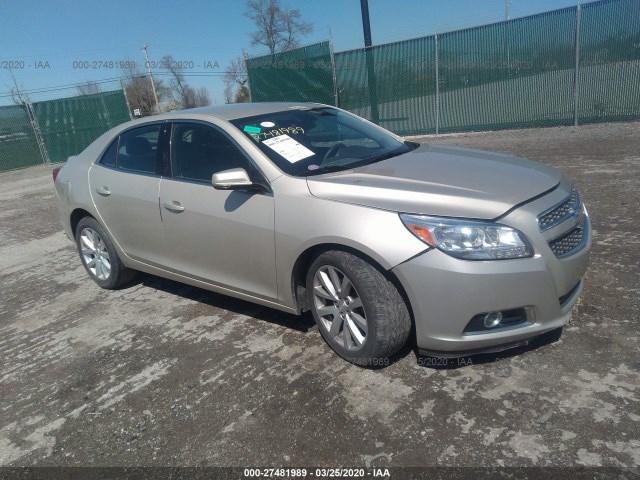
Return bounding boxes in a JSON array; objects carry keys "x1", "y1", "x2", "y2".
[
  {"x1": 0, "y1": 77, "x2": 123, "y2": 99},
  {"x1": 0, "y1": 71, "x2": 241, "y2": 100}
]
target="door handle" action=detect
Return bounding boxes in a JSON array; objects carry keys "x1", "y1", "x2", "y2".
[
  {"x1": 163, "y1": 201, "x2": 185, "y2": 213},
  {"x1": 96, "y1": 186, "x2": 111, "y2": 196}
]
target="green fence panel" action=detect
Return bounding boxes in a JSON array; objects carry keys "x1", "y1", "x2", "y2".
[
  {"x1": 578, "y1": 0, "x2": 640, "y2": 124},
  {"x1": 438, "y1": 7, "x2": 577, "y2": 132},
  {"x1": 0, "y1": 105, "x2": 42, "y2": 171},
  {"x1": 247, "y1": 0, "x2": 639, "y2": 135},
  {"x1": 335, "y1": 36, "x2": 437, "y2": 136},
  {"x1": 32, "y1": 90, "x2": 131, "y2": 164},
  {"x1": 247, "y1": 41, "x2": 335, "y2": 104}
]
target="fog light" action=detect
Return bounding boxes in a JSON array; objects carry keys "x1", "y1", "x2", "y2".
[
  {"x1": 464, "y1": 308, "x2": 528, "y2": 334},
  {"x1": 483, "y1": 311, "x2": 503, "y2": 329}
]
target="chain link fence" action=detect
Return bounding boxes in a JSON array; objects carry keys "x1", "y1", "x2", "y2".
[
  {"x1": 0, "y1": 105, "x2": 43, "y2": 171},
  {"x1": 247, "y1": 41, "x2": 336, "y2": 104},
  {"x1": 0, "y1": 89, "x2": 131, "y2": 171},
  {"x1": 578, "y1": 0, "x2": 640, "y2": 123},
  {"x1": 246, "y1": 0, "x2": 640, "y2": 136},
  {"x1": 335, "y1": 36, "x2": 438, "y2": 135}
]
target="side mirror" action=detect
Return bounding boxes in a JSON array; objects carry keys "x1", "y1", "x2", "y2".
[{"x1": 212, "y1": 168, "x2": 255, "y2": 190}]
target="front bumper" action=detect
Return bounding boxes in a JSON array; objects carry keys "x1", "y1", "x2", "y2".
[{"x1": 392, "y1": 188, "x2": 591, "y2": 357}]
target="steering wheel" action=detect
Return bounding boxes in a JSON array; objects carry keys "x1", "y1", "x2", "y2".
[{"x1": 322, "y1": 143, "x2": 346, "y2": 162}]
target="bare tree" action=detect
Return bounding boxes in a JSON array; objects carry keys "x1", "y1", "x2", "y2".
[
  {"x1": 161, "y1": 55, "x2": 211, "y2": 109},
  {"x1": 195, "y1": 87, "x2": 212, "y2": 107},
  {"x1": 223, "y1": 84, "x2": 234, "y2": 104},
  {"x1": 120, "y1": 57, "x2": 168, "y2": 116},
  {"x1": 245, "y1": 0, "x2": 313, "y2": 54},
  {"x1": 7, "y1": 68, "x2": 30, "y2": 106},
  {"x1": 235, "y1": 86, "x2": 251, "y2": 103},
  {"x1": 161, "y1": 54, "x2": 189, "y2": 108},
  {"x1": 76, "y1": 80, "x2": 102, "y2": 96},
  {"x1": 223, "y1": 56, "x2": 249, "y2": 103},
  {"x1": 9, "y1": 86, "x2": 28, "y2": 106},
  {"x1": 224, "y1": 56, "x2": 248, "y2": 88}
]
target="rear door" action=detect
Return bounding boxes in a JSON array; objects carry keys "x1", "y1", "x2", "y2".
[
  {"x1": 89, "y1": 123, "x2": 168, "y2": 266},
  {"x1": 158, "y1": 121, "x2": 277, "y2": 300}
]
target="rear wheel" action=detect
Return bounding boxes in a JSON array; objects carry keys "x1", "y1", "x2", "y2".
[
  {"x1": 306, "y1": 250, "x2": 411, "y2": 366},
  {"x1": 75, "y1": 217, "x2": 136, "y2": 289}
]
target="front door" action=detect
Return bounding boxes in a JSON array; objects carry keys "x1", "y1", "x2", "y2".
[{"x1": 159, "y1": 122, "x2": 277, "y2": 300}]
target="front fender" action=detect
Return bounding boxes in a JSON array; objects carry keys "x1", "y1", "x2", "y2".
[{"x1": 273, "y1": 178, "x2": 427, "y2": 308}]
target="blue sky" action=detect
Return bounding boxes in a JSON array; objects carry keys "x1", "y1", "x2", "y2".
[{"x1": 0, "y1": 0, "x2": 588, "y2": 106}]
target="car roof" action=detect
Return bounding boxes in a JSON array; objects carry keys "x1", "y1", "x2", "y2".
[{"x1": 145, "y1": 102, "x2": 329, "y2": 123}]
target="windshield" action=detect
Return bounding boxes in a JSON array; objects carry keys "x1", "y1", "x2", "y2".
[{"x1": 230, "y1": 107, "x2": 415, "y2": 177}]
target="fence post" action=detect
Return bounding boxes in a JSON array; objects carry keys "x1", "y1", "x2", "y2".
[
  {"x1": 329, "y1": 36, "x2": 340, "y2": 107},
  {"x1": 243, "y1": 51, "x2": 252, "y2": 103},
  {"x1": 435, "y1": 33, "x2": 440, "y2": 135},
  {"x1": 120, "y1": 80, "x2": 133, "y2": 120},
  {"x1": 573, "y1": 3, "x2": 582, "y2": 127},
  {"x1": 25, "y1": 101, "x2": 50, "y2": 164}
]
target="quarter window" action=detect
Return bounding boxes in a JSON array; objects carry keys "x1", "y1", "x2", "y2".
[
  {"x1": 117, "y1": 125, "x2": 161, "y2": 174},
  {"x1": 171, "y1": 124, "x2": 250, "y2": 183},
  {"x1": 99, "y1": 139, "x2": 118, "y2": 167}
]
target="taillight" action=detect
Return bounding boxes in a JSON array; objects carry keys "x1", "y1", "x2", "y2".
[{"x1": 52, "y1": 166, "x2": 62, "y2": 182}]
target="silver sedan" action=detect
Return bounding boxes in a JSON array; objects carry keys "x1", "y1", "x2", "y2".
[{"x1": 53, "y1": 102, "x2": 591, "y2": 366}]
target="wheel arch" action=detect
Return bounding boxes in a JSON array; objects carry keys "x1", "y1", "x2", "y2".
[
  {"x1": 290, "y1": 243, "x2": 415, "y2": 323},
  {"x1": 70, "y1": 208, "x2": 96, "y2": 236}
]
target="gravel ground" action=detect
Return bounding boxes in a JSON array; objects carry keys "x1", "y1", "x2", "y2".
[{"x1": 0, "y1": 121, "x2": 639, "y2": 469}]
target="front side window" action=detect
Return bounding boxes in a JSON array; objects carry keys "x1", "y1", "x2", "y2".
[
  {"x1": 230, "y1": 107, "x2": 415, "y2": 177},
  {"x1": 171, "y1": 123, "x2": 251, "y2": 183},
  {"x1": 117, "y1": 125, "x2": 160, "y2": 174}
]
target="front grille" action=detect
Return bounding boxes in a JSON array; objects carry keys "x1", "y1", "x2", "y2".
[
  {"x1": 548, "y1": 227, "x2": 584, "y2": 258},
  {"x1": 538, "y1": 189, "x2": 587, "y2": 258},
  {"x1": 538, "y1": 190, "x2": 579, "y2": 231}
]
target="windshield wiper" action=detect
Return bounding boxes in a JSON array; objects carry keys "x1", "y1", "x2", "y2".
[
  {"x1": 307, "y1": 164, "x2": 351, "y2": 176},
  {"x1": 361, "y1": 147, "x2": 409, "y2": 164},
  {"x1": 307, "y1": 146, "x2": 413, "y2": 176}
]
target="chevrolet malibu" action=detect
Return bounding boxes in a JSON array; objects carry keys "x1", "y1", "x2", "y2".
[{"x1": 53, "y1": 103, "x2": 591, "y2": 366}]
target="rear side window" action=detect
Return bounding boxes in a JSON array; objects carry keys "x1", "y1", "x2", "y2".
[
  {"x1": 116, "y1": 125, "x2": 161, "y2": 174},
  {"x1": 99, "y1": 139, "x2": 118, "y2": 167}
]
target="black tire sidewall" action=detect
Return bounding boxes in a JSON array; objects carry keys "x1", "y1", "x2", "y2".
[
  {"x1": 75, "y1": 217, "x2": 124, "y2": 289},
  {"x1": 306, "y1": 252, "x2": 383, "y2": 364}
]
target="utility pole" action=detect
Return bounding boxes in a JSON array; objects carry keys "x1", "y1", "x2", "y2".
[
  {"x1": 141, "y1": 45, "x2": 160, "y2": 113},
  {"x1": 360, "y1": 0, "x2": 379, "y2": 124},
  {"x1": 120, "y1": 79, "x2": 134, "y2": 119},
  {"x1": 505, "y1": 0, "x2": 510, "y2": 21}
]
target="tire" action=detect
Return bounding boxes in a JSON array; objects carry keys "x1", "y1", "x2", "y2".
[
  {"x1": 306, "y1": 250, "x2": 411, "y2": 366},
  {"x1": 75, "y1": 216, "x2": 136, "y2": 289}
]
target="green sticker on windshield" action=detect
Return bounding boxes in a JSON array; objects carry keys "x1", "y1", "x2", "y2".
[{"x1": 243, "y1": 125, "x2": 261, "y2": 134}]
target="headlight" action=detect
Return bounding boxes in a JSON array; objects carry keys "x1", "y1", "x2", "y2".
[{"x1": 400, "y1": 214, "x2": 533, "y2": 260}]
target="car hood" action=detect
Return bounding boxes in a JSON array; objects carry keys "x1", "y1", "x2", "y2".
[{"x1": 306, "y1": 144, "x2": 561, "y2": 219}]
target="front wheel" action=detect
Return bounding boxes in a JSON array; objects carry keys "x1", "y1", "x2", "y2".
[
  {"x1": 75, "y1": 217, "x2": 136, "y2": 289},
  {"x1": 306, "y1": 250, "x2": 411, "y2": 366}
]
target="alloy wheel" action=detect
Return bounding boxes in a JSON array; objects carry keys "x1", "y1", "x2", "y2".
[
  {"x1": 312, "y1": 265, "x2": 368, "y2": 351},
  {"x1": 79, "y1": 227, "x2": 111, "y2": 280}
]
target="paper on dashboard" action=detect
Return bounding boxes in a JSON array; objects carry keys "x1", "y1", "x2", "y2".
[{"x1": 262, "y1": 134, "x2": 315, "y2": 163}]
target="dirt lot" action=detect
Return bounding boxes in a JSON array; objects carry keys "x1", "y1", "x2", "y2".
[{"x1": 1, "y1": 121, "x2": 639, "y2": 468}]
